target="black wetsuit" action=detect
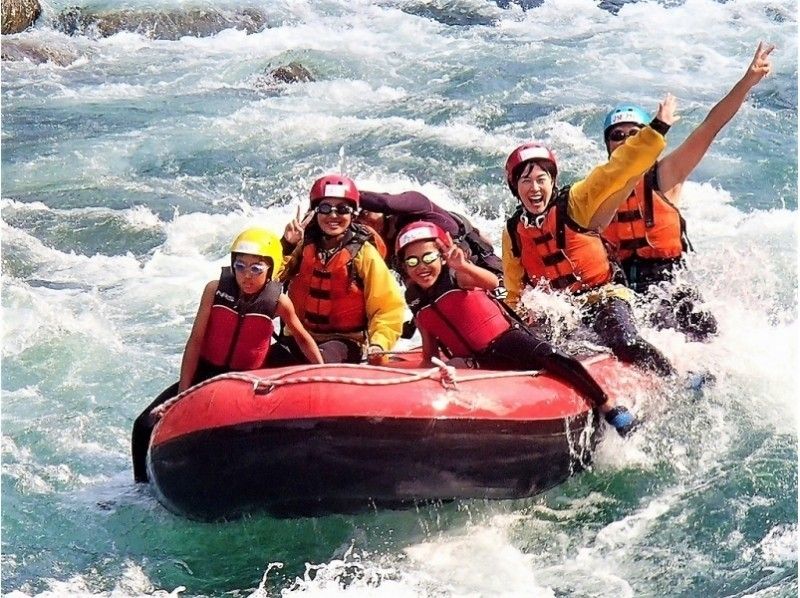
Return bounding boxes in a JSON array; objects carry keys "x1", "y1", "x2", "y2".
[
  {"x1": 407, "y1": 269, "x2": 610, "y2": 408},
  {"x1": 623, "y1": 257, "x2": 718, "y2": 342},
  {"x1": 585, "y1": 295, "x2": 676, "y2": 377}
]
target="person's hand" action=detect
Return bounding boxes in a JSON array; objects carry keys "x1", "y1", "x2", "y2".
[
  {"x1": 442, "y1": 232, "x2": 468, "y2": 271},
  {"x1": 367, "y1": 344, "x2": 386, "y2": 366},
  {"x1": 743, "y1": 41, "x2": 775, "y2": 88},
  {"x1": 284, "y1": 204, "x2": 314, "y2": 246},
  {"x1": 655, "y1": 93, "x2": 680, "y2": 127}
]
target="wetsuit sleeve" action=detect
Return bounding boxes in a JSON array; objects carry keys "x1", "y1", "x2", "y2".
[
  {"x1": 354, "y1": 243, "x2": 406, "y2": 351},
  {"x1": 501, "y1": 227, "x2": 526, "y2": 309},
  {"x1": 568, "y1": 126, "x2": 667, "y2": 231},
  {"x1": 359, "y1": 190, "x2": 461, "y2": 236},
  {"x1": 359, "y1": 190, "x2": 431, "y2": 215}
]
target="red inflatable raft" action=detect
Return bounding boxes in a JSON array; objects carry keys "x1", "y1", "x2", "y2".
[{"x1": 147, "y1": 352, "x2": 647, "y2": 520}]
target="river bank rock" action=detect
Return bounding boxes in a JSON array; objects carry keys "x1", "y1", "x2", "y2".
[
  {"x1": 1, "y1": 0, "x2": 41, "y2": 34},
  {"x1": 54, "y1": 6, "x2": 269, "y2": 39},
  {"x1": 1, "y1": 37, "x2": 78, "y2": 64}
]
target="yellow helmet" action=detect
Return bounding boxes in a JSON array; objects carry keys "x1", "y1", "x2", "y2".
[{"x1": 230, "y1": 227, "x2": 283, "y2": 280}]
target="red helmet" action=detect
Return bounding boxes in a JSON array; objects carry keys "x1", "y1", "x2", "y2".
[
  {"x1": 309, "y1": 174, "x2": 359, "y2": 207},
  {"x1": 395, "y1": 221, "x2": 448, "y2": 256},
  {"x1": 504, "y1": 143, "x2": 558, "y2": 192}
]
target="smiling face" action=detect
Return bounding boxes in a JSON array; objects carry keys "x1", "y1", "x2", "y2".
[
  {"x1": 315, "y1": 199, "x2": 354, "y2": 237},
  {"x1": 516, "y1": 161, "x2": 554, "y2": 216},
  {"x1": 401, "y1": 239, "x2": 443, "y2": 289},
  {"x1": 232, "y1": 253, "x2": 271, "y2": 296}
]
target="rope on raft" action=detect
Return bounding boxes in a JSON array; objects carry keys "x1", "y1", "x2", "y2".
[
  {"x1": 151, "y1": 353, "x2": 608, "y2": 421},
  {"x1": 154, "y1": 361, "x2": 535, "y2": 420}
]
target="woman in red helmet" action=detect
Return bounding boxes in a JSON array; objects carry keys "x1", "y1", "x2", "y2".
[
  {"x1": 273, "y1": 173, "x2": 406, "y2": 365},
  {"x1": 502, "y1": 94, "x2": 679, "y2": 377},
  {"x1": 397, "y1": 220, "x2": 636, "y2": 437}
]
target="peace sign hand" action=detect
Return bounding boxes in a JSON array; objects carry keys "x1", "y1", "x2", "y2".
[
  {"x1": 284, "y1": 204, "x2": 314, "y2": 246},
  {"x1": 442, "y1": 232, "x2": 468, "y2": 271},
  {"x1": 744, "y1": 41, "x2": 775, "y2": 88}
]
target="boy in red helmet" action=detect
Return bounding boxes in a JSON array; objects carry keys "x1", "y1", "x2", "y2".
[{"x1": 502, "y1": 95, "x2": 679, "y2": 378}]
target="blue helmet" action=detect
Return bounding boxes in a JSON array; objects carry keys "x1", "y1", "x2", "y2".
[{"x1": 603, "y1": 104, "x2": 650, "y2": 135}]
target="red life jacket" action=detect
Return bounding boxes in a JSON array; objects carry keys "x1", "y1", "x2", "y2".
[
  {"x1": 506, "y1": 189, "x2": 613, "y2": 293},
  {"x1": 407, "y1": 269, "x2": 512, "y2": 358},
  {"x1": 602, "y1": 167, "x2": 688, "y2": 262},
  {"x1": 287, "y1": 226, "x2": 372, "y2": 334},
  {"x1": 200, "y1": 268, "x2": 281, "y2": 370}
]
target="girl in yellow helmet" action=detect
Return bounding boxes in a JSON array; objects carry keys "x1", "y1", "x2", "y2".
[{"x1": 131, "y1": 227, "x2": 323, "y2": 483}]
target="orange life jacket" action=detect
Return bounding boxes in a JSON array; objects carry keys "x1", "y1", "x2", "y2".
[
  {"x1": 506, "y1": 189, "x2": 613, "y2": 293},
  {"x1": 287, "y1": 226, "x2": 372, "y2": 334},
  {"x1": 200, "y1": 268, "x2": 281, "y2": 370},
  {"x1": 407, "y1": 269, "x2": 512, "y2": 358},
  {"x1": 602, "y1": 167, "x2": 688, "y2": 262}
]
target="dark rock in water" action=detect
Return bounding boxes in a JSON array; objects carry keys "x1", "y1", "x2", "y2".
[
  {"x1": 1, "y1": 38, "x2": 78, "y2": 64},
  {"x1": 494, "y1": 0, "x2": 544, "y2": 10},
  {"x1": 1, "y1": 0, "x2": 41, "y2": 34},
  {"x1": 253, "y1": 62, "x2": 315, "y2": 92},
  {"x1": 494, "y1": 0, "x2": 650, "y2": 13},
  {"x1": 54, "y1": 6, "x2": 269, "y2": 40},
  {"x1": 401, "y1": 3, "x2": 497, "y2": 26},
  {"x1": 268, "y1": 62, "x2": 314, "y2": 84}
]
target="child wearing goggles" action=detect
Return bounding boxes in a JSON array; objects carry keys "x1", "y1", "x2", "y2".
[
  {"x1": 398, "y1": 221, "x2": 637, "y2": 438},
  {"x1": 131, "y1": 227, "x2": 323, "y2": 483}
]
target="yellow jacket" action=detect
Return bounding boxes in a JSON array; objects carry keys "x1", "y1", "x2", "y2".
[
  {"x1": 503, "y1": 126, "x2": 666, "y2": 308},
  {"x1": 352, "y1": 242, "x2": 406, "y2": 351}
]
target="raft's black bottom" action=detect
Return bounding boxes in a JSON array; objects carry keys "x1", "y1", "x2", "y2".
[{"x1": 148, "y1": 415, "x2": 598, "y2": 520}]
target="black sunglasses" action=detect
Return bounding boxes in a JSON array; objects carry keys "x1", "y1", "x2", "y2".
[
  {"x1": 404, "y1": 251, "x2": 441, "y2": 268},
  {"x1": 608, "y1": 126, "x2": 643, "y2": 143},
  {"x1": 316, "y1": 203, "x2": 356, "y2": 216}
]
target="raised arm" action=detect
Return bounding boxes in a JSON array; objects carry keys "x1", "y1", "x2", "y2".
[
  {"x1": 657, "y1": 42, "x2": 775, "y2": 199},
  {"x1": 569, "y1": 93, "x2": 677, "y2": 231},
  {"x1": 443, "y1": 232, "x2": 499, "y2": 290}
]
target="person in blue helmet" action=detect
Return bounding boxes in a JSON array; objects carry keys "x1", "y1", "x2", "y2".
[{"x1": 601, "y1": 42, "x2": 774, "y2": 341}]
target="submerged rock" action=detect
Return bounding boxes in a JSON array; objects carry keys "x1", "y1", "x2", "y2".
[
  {"x1": 54, "y1": 6, "x2": 269, "y2": 40},
  {"x1": 252, "y1": 62, "x2": 315, "y2": 92},
  {"x1": 0, "y1": 37, "x2": 78, "y2": 64},
  {"x1": 1, "y1": 0, "x2": 41, "y2": 34},
  {"x1": 268, "y1": 62, "x2": 314, "y2": 84}
]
